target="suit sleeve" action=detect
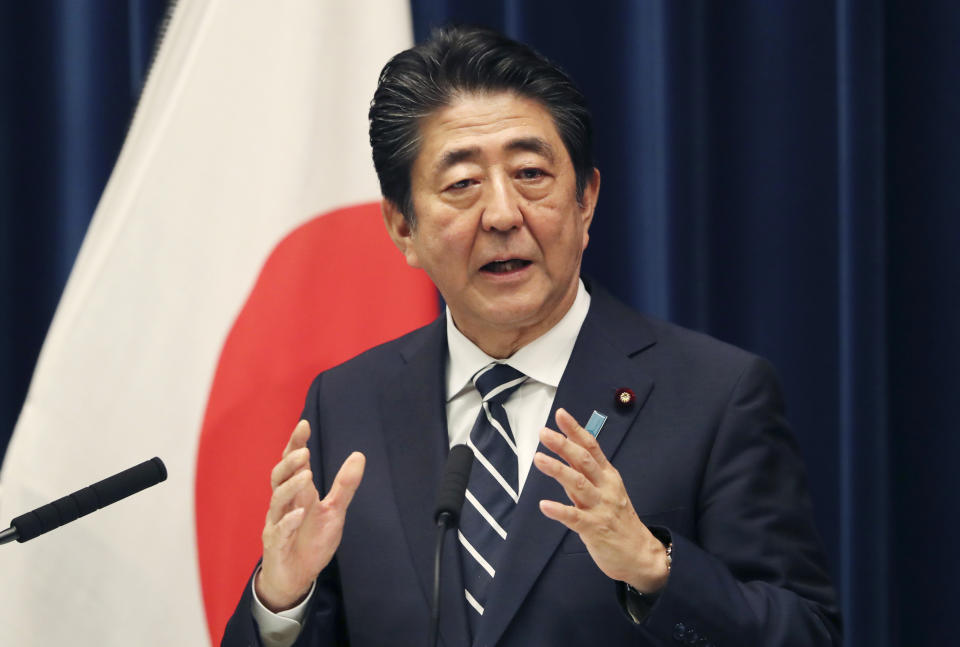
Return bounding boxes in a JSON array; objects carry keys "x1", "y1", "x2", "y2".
[
  {"x1": 638, "y1": 356, "x2": 842, "y2": 646},
  {"x1": 221, "y1": 374, "x2": 350, "y2": 647}
]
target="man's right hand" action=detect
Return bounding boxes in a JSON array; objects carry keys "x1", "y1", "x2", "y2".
[{"x1": 255, "y1": 419, "x2": 366, "y2": 612}]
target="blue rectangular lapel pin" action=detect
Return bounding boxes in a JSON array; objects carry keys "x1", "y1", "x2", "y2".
[{"x1": 584, "y1": 410, "x2": 607, "y2": 438}]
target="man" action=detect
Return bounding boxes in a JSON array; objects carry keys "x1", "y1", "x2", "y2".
[{"x1": 224, "y1": 26, "x2": 841, "y2": 647}]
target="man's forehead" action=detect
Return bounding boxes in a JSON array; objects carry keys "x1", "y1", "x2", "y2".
[{"x1": 415, "y1": 92, "x2": 564, "y2": 172}]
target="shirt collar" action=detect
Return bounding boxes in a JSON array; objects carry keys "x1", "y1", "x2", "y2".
[{"x1": 445, "y1": 279, "x2": 591, "y2": 401}]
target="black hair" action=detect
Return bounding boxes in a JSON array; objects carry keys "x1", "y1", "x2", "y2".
[{"x1": 369, "y1": 25, "x2": 595, "y2": 224}]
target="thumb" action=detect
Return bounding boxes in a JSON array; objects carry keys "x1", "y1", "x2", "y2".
[{"x1": 324, "y1": 452, "x2": 366, "y2": 510}]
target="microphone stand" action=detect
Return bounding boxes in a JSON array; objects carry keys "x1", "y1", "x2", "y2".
[
  {"x1": 429, "y1": 445, "x2": 473, "y2": 647},
  {"x1": 430, "y1": 511, "x2": 455, "y2": 647}
]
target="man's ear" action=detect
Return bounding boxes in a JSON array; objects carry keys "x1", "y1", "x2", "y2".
[
  {"x1": 579, "y1": 168, "x2": 601, "y2": 249},
  {"x1": 381, "y1": 198, "x2": 420, "y2": 268}
]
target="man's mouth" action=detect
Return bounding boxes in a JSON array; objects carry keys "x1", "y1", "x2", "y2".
[{"x1": 480, "y1": 259, "x2": 532, "y2": 273}]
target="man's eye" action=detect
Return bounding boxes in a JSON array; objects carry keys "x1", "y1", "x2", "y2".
[
  {"x1": 518, "y1": 168, "x2": 545, "y2": 180},
  {"x1": 447, "y1": 179, "x2": 472, "y2": 190}
]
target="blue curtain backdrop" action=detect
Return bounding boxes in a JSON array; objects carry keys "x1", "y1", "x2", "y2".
[
  {"x1": 1, "y1": 2, "x2": 957, "y2": 646},
  {"x1": 0, "y1": 0, "x2": 170, "y2": 454}
]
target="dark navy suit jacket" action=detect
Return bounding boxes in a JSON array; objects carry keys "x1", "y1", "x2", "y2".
[{"x1": 223, "y1": 281, "x2": 841, "y2": 647}]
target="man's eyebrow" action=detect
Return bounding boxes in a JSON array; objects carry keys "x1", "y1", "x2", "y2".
[
  {"x1": 505, "y1": 137, "x2": 555, "y2": 162},
  {"x1": 433, "y1": 137, "x2": 556, "y2": 176},
  {"x1": 434, "y1": 147, "x2": 481, "y2": 175}
]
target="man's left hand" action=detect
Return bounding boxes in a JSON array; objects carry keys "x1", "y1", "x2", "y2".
[{"x1": 534, "y1": 408, "x2": 670, "y2": 594}]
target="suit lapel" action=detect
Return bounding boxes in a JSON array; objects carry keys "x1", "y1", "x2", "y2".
[
  {"x1": 474, "y1": 288, "x2": 656, "y2": 647},
  {"x1": 379, "y1": 318, "x2": 471, "y2": 647}
]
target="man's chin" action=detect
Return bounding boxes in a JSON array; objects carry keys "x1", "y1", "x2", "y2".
[{"x1": 481, "y1": 300, "x2": 564, "y2": 334}]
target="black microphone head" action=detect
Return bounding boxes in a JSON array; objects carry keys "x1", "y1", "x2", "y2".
[
  {"x1": 93, "y1": 456, "x2": 168, "y2": 508},
  {"x1": 434, "y1": 445, "x2": 474, "y2": 527},
  {"x1": 8, "y1": 457, "x2": 168, "y2": 543}
]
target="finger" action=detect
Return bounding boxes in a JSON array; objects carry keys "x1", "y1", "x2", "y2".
[
  {"x1": 266, "y1": 469, "x2": 315, "y2": 525},
  {"x1": 555, "y1": 408, "x2": 609, "y2": 468},
  {"x1": 533, "y1": 451, "x2": 601, "y2": 508},
  {"x1": 271, "y1": 446, "x2": 311, "y2": 490},
  {"x1": 273, "y1": 506, "x2": 306, "y2": 542},
  {"x1": 282, "y1": 420, "x2": 311, "y2": 458},
  {"x1": 539, "y1": 425, "x2": 604, "y2": 486},
  {"x1": 323, "y1": 452, "x2": 366, "y2": 511},
  {"x1": 538, "y1": 498, "x2": 584, "y2": 532}
]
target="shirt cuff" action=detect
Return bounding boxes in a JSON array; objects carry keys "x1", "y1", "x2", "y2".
[
  {"x1": 616, "y1": 526, "x2": 672, "y2": 624},
  {"x1": 250, "y1": 566, "x2": 316, "y2": 647}
]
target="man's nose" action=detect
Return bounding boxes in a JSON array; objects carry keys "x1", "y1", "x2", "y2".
[{"x1": 480, "y1": 177, "x2": 523, "y2": 232}]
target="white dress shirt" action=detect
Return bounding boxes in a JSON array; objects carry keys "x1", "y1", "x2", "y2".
[
  {"x1": 253, "y1": 281, "x2": 591, "y2": 647},
  {"x1": 443, "y1": 279, "x2": 591, "y2": 491}
]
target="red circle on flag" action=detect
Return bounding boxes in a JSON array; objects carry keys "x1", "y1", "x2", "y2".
[{"x1": 194, "y1": 202, "x2": 438, "y2": 645}]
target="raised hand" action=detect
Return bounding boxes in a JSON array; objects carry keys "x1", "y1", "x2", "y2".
[
  {"x1": 533, "y1": 408, "x2": 669, "y2": 593},
  {"x1": 255, "y1": 420, "x2": 366, "y2": 611}
]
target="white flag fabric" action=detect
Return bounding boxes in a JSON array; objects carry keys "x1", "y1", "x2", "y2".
[{"x1": 0, "y1": 2, "x2": 436, "y2": 645}]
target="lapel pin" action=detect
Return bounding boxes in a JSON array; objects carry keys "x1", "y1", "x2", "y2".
[
  {"x1": 615, "y1": 387, "x2": 635, "y2": 409},
  {"x1": 585, "y1": 410, "x2": 607, "y2": 438}
]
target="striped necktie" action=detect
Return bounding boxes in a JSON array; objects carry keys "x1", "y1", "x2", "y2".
[{"x1": 459, "y1": 362, "x2": 527, "y2": 627}]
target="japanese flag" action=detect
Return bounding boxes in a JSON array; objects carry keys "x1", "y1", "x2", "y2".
[{"x1": 0, "y1": 2, "x2": 435, "y2": 645}]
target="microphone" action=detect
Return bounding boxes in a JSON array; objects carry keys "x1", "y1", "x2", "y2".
[
  {"x1": 430, "y1": 445, "x2": 473, "y2": 647},
  {"x1": 0, "y1": 457, "x2": 167, "y2": 545},
  {"x1": 434, "y1": 444, "x2": 474, "y2": 528}
]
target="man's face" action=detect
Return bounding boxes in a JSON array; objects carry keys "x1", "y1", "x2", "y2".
[{"x1": 384, "y1": 92, "x2": 599, "y2": 356}]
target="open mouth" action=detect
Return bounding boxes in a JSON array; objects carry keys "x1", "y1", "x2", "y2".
[{"x1": 481, "y1": 259, "x2": 532, "y2": 274}]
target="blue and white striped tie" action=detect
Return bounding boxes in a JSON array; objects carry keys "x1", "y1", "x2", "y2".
[{"x1": 459, "y1": 362, "x2": 527, "y2": 626}]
